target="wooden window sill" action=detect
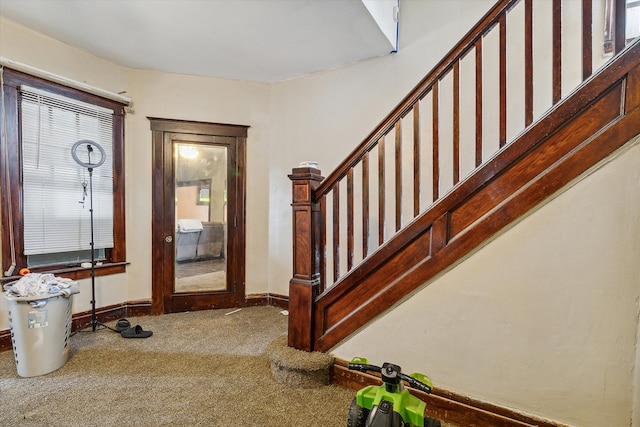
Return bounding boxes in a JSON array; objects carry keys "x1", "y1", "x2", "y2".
[{"x1": 0, "y1": 262, "x2": 129, "y2": 284}]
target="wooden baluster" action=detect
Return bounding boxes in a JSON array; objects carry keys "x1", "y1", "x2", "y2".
[
  {"x1": 604, "y1": 0, "x2": 614, "y2": 53},
  {"x1": 614, "y1": 0, "x2": 626, "y2": 54},
  {"x1": 525, "y1": 0, "x2": 534, "y2": 126},
  {"x1": 395, "y1": 121, "x2": 402, "y2": 232},
  {"x1": 346, "y1": 169, "x2": 354, "y2": 271},
  {"x1": 432, "y1": 84, "x2": 440, "y2": 201},
  {"x1": 362, "y1": 152, "x2": 369, "y2": 258},
  {"x1": 499, "y1": 13, "x2": 507, "y2": 147},
  {"x1": 413, "y1": 103, "x2": 420, "y2": 217},
  {"x1": 319, "y1": 196, "x2": 326, "y2": 292},
  {"x1": 553, "y1": 0, "x2": 562, "y2": 104},
  {"x1": 475, "y1": 38, "x2": 483, "y2": 167},
  {"x1": 378, "y1": 137, "x2": 386, "y2": 245},
  {"x1": 601, "y1": 0, "x2": 628, "y2": 55},
  {"x1": 582, "y1": 0, "x2": 593, "y2": 80},
  {"x1": 332, "y1": 182, "x2": 340, "y2": 282},
  {"x1": 288, "y1": 166, "x2": 323, "y2": 352},
  {"x1": 453, "y1": 60, "x2": 460, "y2": 184}
]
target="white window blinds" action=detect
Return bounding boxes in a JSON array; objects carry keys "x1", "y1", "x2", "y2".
[{"x1": 20, "y1": 85, "x2": 114, "y2": 256}]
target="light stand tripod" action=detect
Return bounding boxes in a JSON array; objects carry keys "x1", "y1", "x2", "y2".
[{"x1": 71, "y1": 140, "x2": 115, "y2": 333}]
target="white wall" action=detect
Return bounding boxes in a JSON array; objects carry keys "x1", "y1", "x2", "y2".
[{"x1": 334, "y1": 136, "x2": 640, "y2": 427}]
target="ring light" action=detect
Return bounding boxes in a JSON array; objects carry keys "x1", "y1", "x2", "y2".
[{"x1": 71, "y1": 140, "x2": 106, "y2": 169}]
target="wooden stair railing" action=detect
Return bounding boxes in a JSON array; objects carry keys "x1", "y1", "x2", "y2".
[{"x1": 288, "y1": 0, "x2": 639, "y2": 352}]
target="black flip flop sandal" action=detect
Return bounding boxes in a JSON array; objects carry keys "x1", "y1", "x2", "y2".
[
  {"x1": 121, "y1": 325, "x2": 153, "y2": 339},
  {"x1": 115, "y1": 318, "x2": 131, "y2": 333}
]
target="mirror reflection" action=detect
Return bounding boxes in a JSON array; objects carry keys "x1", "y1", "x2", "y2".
[{"x1": 174, "y1": 143, "x2": 227, "y2": 293}]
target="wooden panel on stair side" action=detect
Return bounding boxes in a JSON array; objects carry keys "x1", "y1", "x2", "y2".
[
  {"x1": 448, "y1": 81, "x2": 624, "y2": 239},
  {"x1": 315, "y1": 227, "x2": 431, "y2": 344},
  {"x1": 626, "y1": 62, "x2": 640, "y2": 112}
]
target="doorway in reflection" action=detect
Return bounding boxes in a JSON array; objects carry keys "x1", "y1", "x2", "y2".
[{"x1": 174, "y1": 143, "x2": 227, "y2": 293}]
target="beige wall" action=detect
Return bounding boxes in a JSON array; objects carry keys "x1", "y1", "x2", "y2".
[{"x1": 0, "y1": 16, "x2": 272, "y2": 323}]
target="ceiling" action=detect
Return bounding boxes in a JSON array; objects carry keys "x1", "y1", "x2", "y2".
[{"x1": 0, "y1": 0, "x2": 398, "y2": 83}]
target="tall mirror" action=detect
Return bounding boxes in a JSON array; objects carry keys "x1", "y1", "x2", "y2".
[{"x1": 174, "y1": 143, "x2": 227, "y2": 293}]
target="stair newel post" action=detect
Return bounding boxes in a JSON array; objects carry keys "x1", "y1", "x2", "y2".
[{"x1": 288, "y1": 166, "x2": 324, "y2": 352}]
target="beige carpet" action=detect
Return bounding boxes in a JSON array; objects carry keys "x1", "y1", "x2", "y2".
[{"x1": 0, "y1": 306, "x2": 355, "y2": 426}]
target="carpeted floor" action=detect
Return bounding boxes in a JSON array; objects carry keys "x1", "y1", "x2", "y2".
[{"x1": 0, "y1": 306, "x2": 356, "y2": 426}]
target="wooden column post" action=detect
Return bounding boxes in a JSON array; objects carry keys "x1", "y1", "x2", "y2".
[{"x1": 288, "y1": 166, "x2": 323, "y2": 352}]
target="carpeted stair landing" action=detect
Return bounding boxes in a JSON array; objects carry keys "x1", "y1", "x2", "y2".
[{"x1": 267, "y1": 335, "x2": 333, "y2": 388}]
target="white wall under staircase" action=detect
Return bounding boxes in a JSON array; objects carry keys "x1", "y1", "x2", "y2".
[{"x1": 334, "y1": 135, "x2": 640, "y2": 427}]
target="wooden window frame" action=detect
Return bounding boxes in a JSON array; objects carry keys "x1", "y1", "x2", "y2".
[{"x1": 0, "y1": 68, "x2": 127, "y2": 281}]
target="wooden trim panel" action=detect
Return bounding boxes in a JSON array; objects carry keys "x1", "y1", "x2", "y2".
[
  {"x1": 147, "y1": 117, "x2": 248, "y2": 136},
  {"x1": 244, "y1": 292, "x2": 289, "y2": 309},
  {"x1": 0, "y1": 263, "x2": 128, "y2": 284}
]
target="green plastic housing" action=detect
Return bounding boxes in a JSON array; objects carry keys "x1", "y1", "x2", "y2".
[{"x1": 355, "y1": 384, "x2": 427, "y2": 427}]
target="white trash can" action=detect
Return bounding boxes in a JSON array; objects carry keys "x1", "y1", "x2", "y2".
[{"x1": 5, "y1": 292, "x2": 73, "y2": 377}]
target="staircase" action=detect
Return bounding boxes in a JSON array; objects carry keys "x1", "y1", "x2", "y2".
[{"x1": 288, "y1": 0, "x2": 640, "y2": 353}]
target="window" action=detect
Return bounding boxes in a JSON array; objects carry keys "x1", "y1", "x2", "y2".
[{"x1": 1, "y1": 67, "x2": 126, "y2": 279}]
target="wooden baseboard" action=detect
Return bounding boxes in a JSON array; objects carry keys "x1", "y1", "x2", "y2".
[
  {"x1": 244, "y1": 293, "x2": 289, "y2": 310},
  {"x1": 0, "y1": 299, "x2": 153, "y2": 352},
  {"x1": 332, "y1": 358, "x2": 568, "y2": 427},
  {"x1": 71, "y1": 299, "x2": 153, "y2": 331},
  {"x1": 0, "y1": 329, "x2": 11, "y2": 352}
]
